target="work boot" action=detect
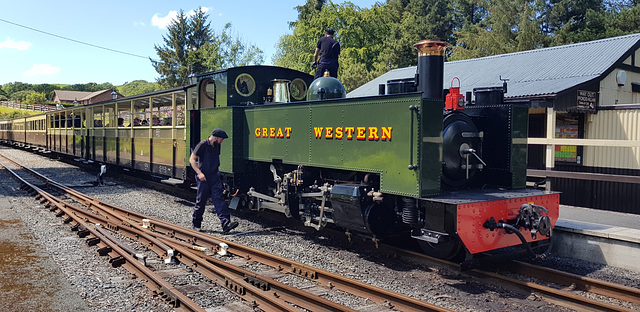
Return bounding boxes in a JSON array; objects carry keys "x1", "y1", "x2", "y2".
[{"x1": 222, "y1": 221, "x2": 239, "y2": 233}]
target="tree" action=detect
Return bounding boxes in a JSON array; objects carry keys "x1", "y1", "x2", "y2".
[
  {"x1": 117, "y1": 80, "x2": 163, "y2": 97},
  {"x1": 543, "y1": 0, "x2": 605, "y2": 45},
  {"x1": 203, "y1": 23, "x2": 264, "y2": 70},
  {"x1": 153, "y1": 10, "x2": 192, "y2": 88},
  {"x1": 153, "y1": 8, "x2": 264, "y2": 88},
  {"x1": 24, "y1": 92, "x2": 47, "y2": 105},
  {"x1": 62, "y1": 82, "x2": 115, "y2": 92},
  {"x1": 450, "y1": 0, "x2": 548, "y2": 60},
  {"x1": 380, "y1": 0, "x2": 454, "y2": 69},
  {"x1": 10, "y1": 90, "x2": 36, "y2": 102}
]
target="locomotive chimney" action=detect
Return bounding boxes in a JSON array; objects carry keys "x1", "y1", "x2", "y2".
[{"x1": 413, "y1": 39, "x2": 449, "y2": 99}]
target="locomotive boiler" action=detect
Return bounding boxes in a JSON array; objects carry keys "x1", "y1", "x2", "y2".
[{"x1": 204, "y1": 40, "x2": 558, "y2": 261}]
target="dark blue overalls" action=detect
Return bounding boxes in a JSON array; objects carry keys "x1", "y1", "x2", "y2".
[{"x1": 191, "y1": 140, "x2": 230, "y2": 229}]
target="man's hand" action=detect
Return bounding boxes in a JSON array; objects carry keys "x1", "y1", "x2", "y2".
[
  {"x1": 312, "y1": 61, "x2": 318, "y2": 69},
  {"x1": 197, "y1": 172, "x2": 207, "y2": 181}
]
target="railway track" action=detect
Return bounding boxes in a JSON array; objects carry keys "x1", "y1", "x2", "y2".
[
  {"x1": 381, "y1": 245, "x2": 640, "y2": 312},
  {"x1": 0, "y1": 152, "x2": 452, "y2": 312},
  {"x1": 1, "y1": 149, "x2": 639, "y2": 312}
]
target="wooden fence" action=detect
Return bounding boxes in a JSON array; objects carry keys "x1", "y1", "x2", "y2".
[{"x1": 0, "y1": 101, "x2": 64, "y2": 112}]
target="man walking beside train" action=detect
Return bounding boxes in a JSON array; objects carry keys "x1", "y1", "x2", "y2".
[{"x1": 190, "y1": 128, "x2": 239, "y2": 233}]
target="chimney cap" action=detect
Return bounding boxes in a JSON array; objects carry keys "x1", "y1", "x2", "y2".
[{"x1": 413, "y1": 40, "x2": 449, "y2": 57}]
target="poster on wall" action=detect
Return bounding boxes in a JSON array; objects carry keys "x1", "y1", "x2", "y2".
[{"x1": 555, "y1": 125, "x2": 578, "y2": 163}]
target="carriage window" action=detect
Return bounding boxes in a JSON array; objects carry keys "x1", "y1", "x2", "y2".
[
  {"x1": 65, "y1": 112, "x2": 72, "y2": 128},
  {"x1": 176, "y1": 92, "x2": 186, "y2": 126},
  {"x1": 133, "y1": 98, "x2": 150, "y2": 126},
  {"x1": 117, "y1": 101, "x2": 132, "y2": 127},
  {"x1": 93, "y1": 108, "x2": 104, "y2": 128},
  {"x1": 152, "y1": 93, "x2": 173, "y2": 126},
  {"x1": 104, "y1": 104, "x2": 116, "y2": 127}
]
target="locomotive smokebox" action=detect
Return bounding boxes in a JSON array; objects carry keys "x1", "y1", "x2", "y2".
[{"x1": 413, "y1": 39, "x2": 449, "y2": 99}]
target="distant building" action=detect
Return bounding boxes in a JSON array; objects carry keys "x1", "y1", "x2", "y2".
[{"x1": 51, "y1": 89, "x2": 123, "y2": 105}]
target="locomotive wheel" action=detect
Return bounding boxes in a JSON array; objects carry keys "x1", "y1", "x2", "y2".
[{"x1": 418, "y1": 237, "x2": 465, "y2": 261}]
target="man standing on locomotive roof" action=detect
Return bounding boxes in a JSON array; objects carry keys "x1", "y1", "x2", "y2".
[
  {"x1": 312, "y1": 28, "x2": 340, "y2": 79},
  {"x1": 190, "y1": 128, "x2": 239, "y2": 233}
]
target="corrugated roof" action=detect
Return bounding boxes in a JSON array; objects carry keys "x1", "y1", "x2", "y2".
[
  {"x1": 52, "y1": 89, "x2": 114, "y2": 101},
  {"x1": 348, "y1": 33, "x2": 640, "y2": 99},
  {"x1": 53, "y1": 90, "x2": 93, "y2": 101}
]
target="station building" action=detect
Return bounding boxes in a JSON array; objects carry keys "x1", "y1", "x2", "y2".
[
  {"x1": 349, "y1": 33, "x2": 640, "y2": 214},
  {"x1": 51, "y1": 89, "x2": 123, "y2": 105}
]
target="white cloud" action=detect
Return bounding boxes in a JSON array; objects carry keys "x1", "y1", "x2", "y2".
[
  {"x1": 23, "y1": 64, "x2": 61, "y2": 77},
  {"x1": 134, "y1": 21, "x2": 146, "y2": 27},
  {"x1": 151, "y1": 10, "x2": 178, "y2": 29},
  {"x1": 151, "y1": 7, "x2": 212, "y2": 29},
  {"x1": 0, "y1": 37, "x2": 32, "y2": 50}
]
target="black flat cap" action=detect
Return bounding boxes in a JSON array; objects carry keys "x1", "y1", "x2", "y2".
[{"x1": 211, "y1": 128, "x2": 228, "y2": 138}]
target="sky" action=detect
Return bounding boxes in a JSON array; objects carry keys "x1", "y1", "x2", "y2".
[{"x1": 0, "y1": 1, "x2": 379, "y2": 86}]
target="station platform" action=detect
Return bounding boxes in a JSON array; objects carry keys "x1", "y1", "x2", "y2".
[{"x1": 552, "y1": 205, "x2": 640, "y2": 272}]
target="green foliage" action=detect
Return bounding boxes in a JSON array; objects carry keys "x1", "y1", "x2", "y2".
[
  {"x1": 380, "y1": 0, "x2": 455, "y2": 68},
  {"x1": 450, "y1": 1, "x2": 640, "y2": 60},
  {"x1": 153, "y1": 8, "x2": 264, "y2": 88},
  {"x1": 449, "y1": 0, "x2": 548, "y2": 60},
  {"x1": 24, "y1": 92, "x2": 47, "y2": 105},
  {"x1": 201, "y1": 23, "x2": 265, "y2": 71},
  {"x1": 9, "y1": 90, "x2": 35, "y2": 102},
  {"x1": 274, "y1": 0, "x2": 640, "y2": 91},
  {"x1": 117, "y1": 80, "x2": 163, "y2": 97},
  {"x1": 61, "y1": 82, "x2": 115, "y2": 93}
]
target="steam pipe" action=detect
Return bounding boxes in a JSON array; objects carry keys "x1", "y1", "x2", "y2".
[{"x1": 497, "y1": 222, "x2": 553, "y2": 260}]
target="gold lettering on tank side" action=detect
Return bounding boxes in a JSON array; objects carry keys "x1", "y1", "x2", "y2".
[
  {"x1": 356, "y1": 127, "x2": 366, "y2": 140},
  {"x1": 254, "y1": 127, "x2": 292, "y2": 138},
  {"x1": 381, "y1": 127, "x2": 392, "y2": 141},
  {"x1": 345, "y1": 127, "x2": 355, "y2": 139},
  {"x1": 325, "y1": 127, "x2": 333, "y2": 139},
  {"x1": 313, "y1": 127, "x2": 324, "y2": 138},
  {"x1": 311, "y1": 126, "x2": 392, "y2": 141}
]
